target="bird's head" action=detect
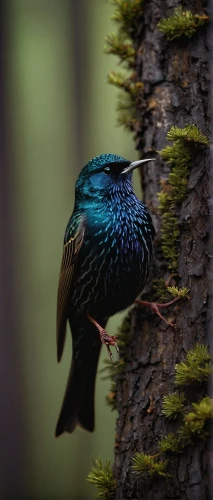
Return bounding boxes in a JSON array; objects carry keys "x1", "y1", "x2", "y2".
[{"x1": 75, "y1": 153, "x2": 155, "y2": 202}]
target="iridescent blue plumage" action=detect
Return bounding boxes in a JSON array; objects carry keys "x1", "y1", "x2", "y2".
[{"x1": 55, "y1": 153, "x2": 155, "y2": 436}]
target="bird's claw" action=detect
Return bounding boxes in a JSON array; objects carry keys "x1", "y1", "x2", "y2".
[
  {"x1": 100, "y1": 330, "x2": 119, "y2": 363},
  {"x1": 150, "y1": 303, "x2": 175, "y2": 327},
  {"x1": 87, "y1": 315, "x2": 119, "y2": 362},
  {"x1": 135, "y1": 297, "x2": 180, "y2": 327}
]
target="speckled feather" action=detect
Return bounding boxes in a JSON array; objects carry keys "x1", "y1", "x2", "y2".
[{"x1": 55, "y1": 154, "x2": 155, "y2": 437}]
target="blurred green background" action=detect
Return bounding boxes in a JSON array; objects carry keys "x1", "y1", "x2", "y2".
[{"x1": 3, "y1": 0, "x2": 138, "y2": 498}]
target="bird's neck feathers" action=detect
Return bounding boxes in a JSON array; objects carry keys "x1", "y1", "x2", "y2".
[{"x1": 75, "y1": 176, "x2": 136, "y2": 210}]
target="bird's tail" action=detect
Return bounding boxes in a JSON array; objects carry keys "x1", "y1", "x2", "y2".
[{"x1": 55, "y1": 322, "x2": 101, "y2": 437}]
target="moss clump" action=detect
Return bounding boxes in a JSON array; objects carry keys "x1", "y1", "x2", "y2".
[
  {"x1": 132, "y1": 390, "x2": 212, "y2": 480},
  {"x1": 100, "y1": 346, "x2": 212, "y2": 488},
  {"x1": 132, "y1": 452, "x2": 170, "y2": 478},
  {"x1": 179, "y1": 397, "x2": 213, "y2": 441},
  {"x1": 87, "y1": 459, "x2": 116, "y2": 499},
  {"x1": 161, "y1": 346, "x2": 213, "y2": 448},
  {"x1": 175, "y1": 344, "x2": 212, "y2": 386},
  {"x1": 110, "y1": 0, "x2": 144, "y2": 35},
  {"x1": 167, "y1": 286, "x2": 190, "y2": 299},
  {"x1": 167, "y1": 125, "x2": 210, "y2": 145},
  {"x1": 132, "y1": 346, "x2": 213, "y2": 481},
  {"x1": 158, "y1": 124, "x2": 209, "y2": 271},
  {"x1": 158, "y1": 7, "x2": 208, "y2": 41},
  {"x1": 159, "y1": 433, "x2": 183, "y2": 454},
  {"x1": 107, "y1": 71, "x2": 143, "y2": 94},
  {"x1": 160, "y1": 143, "x2": 191, "y2": 204},
  {"x1": 159, "y1": 211, "x2": 179, "y2": 269},
  {"x1": 132, "y1": 394, "x2": 213, "y2": 481},
  {"x1": 105, "y1": 0, "x2": 144, "y2": 130},
  {"x1": 105, "y1": 32, "x2": 136, "y2": 63},
  {"x1": 152, "y1": 277, "x2": 169, "y2": 302},
  {"x1": 162, "y1": 392, "x2": 186, "y2": 419}
]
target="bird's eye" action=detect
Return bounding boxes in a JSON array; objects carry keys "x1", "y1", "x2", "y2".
[{"x1": 103, "y1": 166, "x2": 111, "y2": 174}]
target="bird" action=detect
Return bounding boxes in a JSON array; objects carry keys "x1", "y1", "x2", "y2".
[{"x1": 55, "y1": 153, "x2": 156, "y2": 437}]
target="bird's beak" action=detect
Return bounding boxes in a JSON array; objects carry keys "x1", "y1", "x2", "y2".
[{"x1": 122, "y1": 158, "x2": 155, "y2": 175}]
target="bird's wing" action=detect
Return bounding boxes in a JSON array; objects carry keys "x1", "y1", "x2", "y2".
[{"x1": 57, "y1": 216, "x2": 85, "y2": 362}]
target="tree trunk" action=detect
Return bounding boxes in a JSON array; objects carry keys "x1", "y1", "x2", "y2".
[{"x1": 114, "y1": 1, "x2": 210, "y2": 498}]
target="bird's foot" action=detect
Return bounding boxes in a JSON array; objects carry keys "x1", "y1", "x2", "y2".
[
  {"x1": 99, "y1": 330, "x2": 119, "y2": 363},
  {"x1": 135, "y1": 296, "x2": 180, "y2": 327},
  {"x1": 87, "y1": 314, "x2": 119, "y2": 363}
]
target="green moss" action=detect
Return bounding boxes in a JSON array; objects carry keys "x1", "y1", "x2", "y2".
[
  {"x1": 158, "y1": 125, "x2": 209, "y2": 271},
  {"x1": 107, "y1": 71, "x2": 143, "y2": 95},
  {"x1": 125, "y1": 346, "x2": 213, "y2": 477},
  {"x1": 179, "y1": 397, "x2": 213, "y2": 442},
  {"x1": 107, "y1": 70, "x2": 128, "y2": 89},
  {"x1": 167, "y1": 125, "x2": 210, "y2": 145},
  {"x1": 105, "y1": 32, "x2": 136, "y2": 63},
  {"x1": 161, "y1": 348, "x2": 213, "y2": 447},
  {"x1": 158, "y1": 7, "x2": 208, "y2": 41},
  {"x1": 152, "y1": 277, "x2": 169, "y2": 302},
  {"x1": 159, "y1": 433, "x2": 183, "y2": 453},
  {"x1": 175, "y1": 344, "x2": 212, "y2": 386},
  {"x1": 132, "y1": 452, "x2": 170, "y2": 478},
  {"x1": 87, "y1": 459, "x2": 116, "y2": 499},
  {"x1": 151, "y1": 279, "x2": 190, "y2": 303},
  {"x1": 157, "y1": 190, "x2": 171, "y2": 212},
  {"x1": 110, "y1": 0, "x2": 144, "y2": 34},
  {"x1": 160, "y1": 142, "x2": 191, "y2": 166},
  {"x1": 167, "y1": 286, "x2": 190, "y2": 299},
  {"x1": 160, "y1": 143, "x2": 191, "y2": 200},
  {"x1": 160, "y1": 211, "x2": 179, "y2": 269},
  {"x1": 132, "y1": 392, "x2": 212, "y2": 480},
  {"x1": 162, "y1": 392, "x2": 186, "y2": 419},
  {"x1": 105, "y1": 0, "x2": 144, "y2": 131}
]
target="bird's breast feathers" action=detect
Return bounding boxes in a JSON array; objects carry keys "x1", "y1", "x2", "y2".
[{"x1": 69, "y1": 204, "x2": 153, "y2": 314}]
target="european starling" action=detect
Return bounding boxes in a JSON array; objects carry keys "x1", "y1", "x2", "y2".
[{"x1": 55, "y1": 154, "x2": 156, "y2": 437}]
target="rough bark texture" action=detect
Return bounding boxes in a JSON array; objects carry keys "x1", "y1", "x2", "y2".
[{"x1": 114, "y1": 1, "x2": 210, "y2": 498}]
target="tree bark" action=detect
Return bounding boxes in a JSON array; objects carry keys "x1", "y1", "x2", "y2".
[{"x1": 114, "y1": 1, "x2": 210, "y2": 498}]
